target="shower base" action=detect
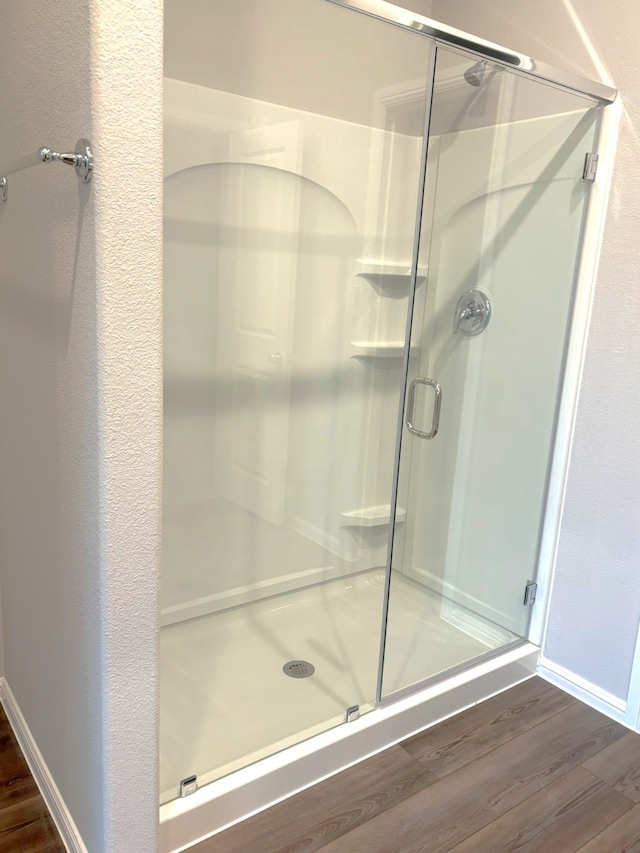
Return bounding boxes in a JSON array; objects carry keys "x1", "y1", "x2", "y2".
[{"x1": 160, "y1": 570, "x2": 537, "y2": 852}]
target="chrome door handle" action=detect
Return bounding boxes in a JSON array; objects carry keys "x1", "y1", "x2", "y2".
[{"x1": 406, "y1": 377, "x2": 442, "y2": 439}]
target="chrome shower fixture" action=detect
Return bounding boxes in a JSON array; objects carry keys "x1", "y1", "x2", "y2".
[
  {"x1": 464, "y1": 60, "x2": 488, "y2": 87},
  {"x1": 453, "y1": 290, "x2": 492, "y2": 336}
]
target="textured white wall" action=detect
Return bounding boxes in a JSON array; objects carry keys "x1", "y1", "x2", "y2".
[
  {"x1": 91, "y1": 2, "x2": 162, "y2": 850},
  {"x1": 0, "y1": 1, "x2": 161, "y2": 851},
  {"x1": 430, "y1": 0, "x2": 640, "y2": 701}
]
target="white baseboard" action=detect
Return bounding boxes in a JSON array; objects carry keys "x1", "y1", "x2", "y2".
[
  {"x1": 537, "y1": 657, "x2": 628, "y2": 725},
  {"x1": 0, "y1": 678, "x2": 88, "y2": 853}
]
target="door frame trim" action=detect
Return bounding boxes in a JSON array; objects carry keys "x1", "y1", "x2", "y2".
[{"x1": 325, "y1": 0, "x2": 616, "y2": 104}]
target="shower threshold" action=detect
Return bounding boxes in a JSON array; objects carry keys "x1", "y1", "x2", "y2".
[{"x1": 159, "y1": 641, "x2": 538, "y2": 853}]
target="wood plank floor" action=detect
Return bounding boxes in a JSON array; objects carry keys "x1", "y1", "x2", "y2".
[
  {"x1": 195, "y1": 677, "x2": 640, "y2": 853},
  {"x1": 3, "y1": 678, "x2": 640, "y2": 852},
  {"x1": 0, "y1": 704, "x2": 64, "y2": 853}
]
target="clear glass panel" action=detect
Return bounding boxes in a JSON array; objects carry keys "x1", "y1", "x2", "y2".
[
  {"x1": 161, "y1": 0, "x2": 433, "y2": 802},
  {"x1": 381, "y1": 47, "x2": 602, "y2": 698}
]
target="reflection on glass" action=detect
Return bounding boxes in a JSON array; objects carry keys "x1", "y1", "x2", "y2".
[
  {"x1": 161, "y1": 0, "x2": 433, "y2": 802},
  {"x1": 381, "y1": 47, "x2": 601, "y2": 697},
  {"x1": 161, "y1": 0, "x2": 605, "y2": 803}
]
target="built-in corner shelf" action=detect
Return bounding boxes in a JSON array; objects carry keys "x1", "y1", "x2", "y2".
[
  {"x1": 349, "y1": 341, "x2": 419, "y2": 358},
  {"x1": 350, "y1": 341, "x2": 405, "y2": 358},
  {"x1": 355, "y1": 260, "x2": 427, "y2": 291},
  {"x1": 340, "y1": 505, "x2": 407, "y2": 528}
]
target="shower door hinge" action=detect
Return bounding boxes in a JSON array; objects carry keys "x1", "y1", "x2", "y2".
[
  {"x1": 179, "y1": 775, "x2": 198, "y2": 797},
  {"x1": 523, "y1": 581, "x2": 538, "y2": 606},
  {"x1": 583, "y1": 152, "x2": 599, "y2": 182}
]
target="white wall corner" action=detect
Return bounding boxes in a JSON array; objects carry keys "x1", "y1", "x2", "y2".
[
  {"x1": 0, "y1": 678, "x2": 89, "y2": 853},
  {"x1": 90, "y1": 0, "x2": 163, "y2": 850}
]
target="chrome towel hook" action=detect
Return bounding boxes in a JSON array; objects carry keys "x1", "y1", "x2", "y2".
[
  {"x1": 0, "y1": 138, "x2": 94, "y2": 201},
  {"x1": 38, "y1": 139, "x2": 93, "y2": 183}
]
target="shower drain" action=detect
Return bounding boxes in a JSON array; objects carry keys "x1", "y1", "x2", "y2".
[{"x1": 283, "y1": 660, "x2": 315, "y2": 679}]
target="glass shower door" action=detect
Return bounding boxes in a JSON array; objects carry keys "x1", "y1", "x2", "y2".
[
  {"x1": 161, "y1": 0, "x2": 436, "y2": 801},
  {"x1": 381, "y1": 46, "x2": 602, "y2": 698}
]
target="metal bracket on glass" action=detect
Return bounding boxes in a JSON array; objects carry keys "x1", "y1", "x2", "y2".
[
  {"x1": 523, "y1": 581, "x2": 538, "y2": 606},
  {"x1": 406, "y1": 377, "x2": 442, "y2": 440},
  {"x1": 346, "y1": 705, "x2": 360, "y2": 722},
  {"x1": 583, "y1": 152, "x2": 598, "y2": 182},
  {"x1": 179, "y1": 775, "x2": 198, "y2": 797}
]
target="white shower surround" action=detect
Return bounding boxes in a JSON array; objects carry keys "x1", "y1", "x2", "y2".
[
  {"x1": 158, "y1": 67, "x2": 621, "y2": 853},
  {"x1": 162, "y1": 78, "x2": 424, "y2": 622},
  {"x1": 162, "y1": 72, "x2": 617, "y2": 635}
]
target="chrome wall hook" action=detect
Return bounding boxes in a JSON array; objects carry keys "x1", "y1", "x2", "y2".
[
  {"x1": 0, "y1": 137, "x2": 94, "y2": 201},
  {"x1": 39, "y1": 138, "x2": 93, "y2": 183}
]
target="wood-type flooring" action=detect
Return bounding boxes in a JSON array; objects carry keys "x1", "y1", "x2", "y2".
[
  {"x1": 0, "y1": 704, "x2": 64, "y2": 853},
  {"x1": 194, "y1": 677, "x2": 640, "y2": 853},
  {"x1": 3, "y1": 677, "x2": 640, "y2": 851}
]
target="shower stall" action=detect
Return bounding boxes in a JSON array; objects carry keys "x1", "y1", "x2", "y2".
[{"x1": 160, "y1": 0, "x2": 615, "y2": 846}]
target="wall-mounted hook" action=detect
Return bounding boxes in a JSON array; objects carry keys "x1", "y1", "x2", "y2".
[
  {"x1": 39, "y1": 139, "x2": 93, "y2": 183},
  {"x1": 0, "y1": 138, "x2": 94, "y2": 202}
]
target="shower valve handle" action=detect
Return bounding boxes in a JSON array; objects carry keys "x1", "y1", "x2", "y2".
[{"x1": 453, "y1": 290, "x2": 492, "y2": 336}]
